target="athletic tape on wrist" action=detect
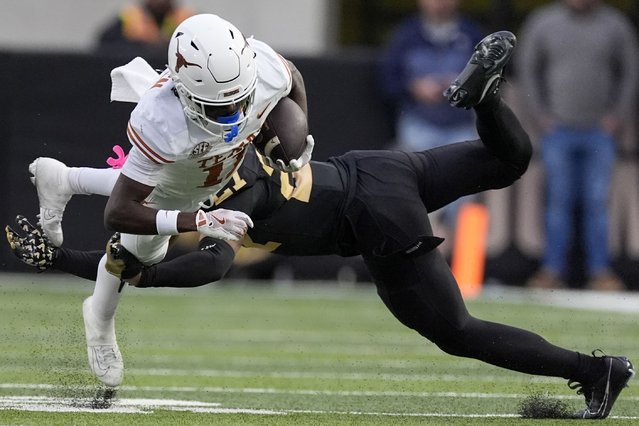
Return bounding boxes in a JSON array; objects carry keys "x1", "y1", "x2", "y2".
[{"x1": 156, "y1": 210, "x2": 180, "y2": 235}]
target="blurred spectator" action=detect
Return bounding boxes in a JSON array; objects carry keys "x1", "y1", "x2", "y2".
[
  {"x1": 378, "y1": 0, "x2": 484, "y2": 239},
  {"x1": 518, "y1": 0, "x2": 639, "y2": 291},
  {"x1": 96, "y1": 0, "x2": 194, "y2": 56}
]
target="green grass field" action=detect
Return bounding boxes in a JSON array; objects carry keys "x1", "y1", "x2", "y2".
[{"x1": 1, "y1": 273, "x2": 637, "y2": 425}]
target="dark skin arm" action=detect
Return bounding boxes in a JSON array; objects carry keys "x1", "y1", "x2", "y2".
[
  {"x1": 286, "y1": 59, "x2": 308, "y2": 118},
  {"x1": 104, "y1": 174, "x2": 198, "y2": 234}
]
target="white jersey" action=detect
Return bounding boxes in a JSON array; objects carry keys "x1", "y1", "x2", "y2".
[{"x1": 120, "y1": 38, "x2": 292, "y2": 211}]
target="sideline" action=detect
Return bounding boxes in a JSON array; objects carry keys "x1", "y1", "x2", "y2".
[
  {"x1": 482, "y1": 283, "x2": 639, "y2": 314},
  {"x1": 2, "y1": 272, "x2": 638, "y2": 313}
]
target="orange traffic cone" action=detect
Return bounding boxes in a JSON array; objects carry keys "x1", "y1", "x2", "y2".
[{"x1": 451, "y1": 203, "x2": 489, "y2": 299}]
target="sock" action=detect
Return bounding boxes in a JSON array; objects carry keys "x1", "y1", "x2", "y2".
[
  {"x1": 67, "y1": 167, "x2": 120, "y2": 196},
  {"x1": 91, "y1": 255, "x2": 125, "y2": 321},
  {"x1": 571, "y1": 352, "x2": 606, "y2": 384}
]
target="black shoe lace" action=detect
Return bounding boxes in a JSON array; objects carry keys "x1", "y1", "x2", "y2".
[
  {"x1": 485, "y1": 43, "x2": 506, "y2": 63},
  {"x1": 567, "y1": 349, "x2": 607, "y2": 406},
  {"x1": 568, "y1": 380, "x2": 591, "y2": 402}
]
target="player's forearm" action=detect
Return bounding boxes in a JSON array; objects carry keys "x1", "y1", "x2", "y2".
[
  {"x1": 104, "y1": 173, "x2": 199, "y2": 235},
  {"x1": 105, "y1": 201, "x2": 198, "y2": 235}
]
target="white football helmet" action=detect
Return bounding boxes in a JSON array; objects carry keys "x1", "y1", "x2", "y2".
[{"x1": 168, "y1": 14, "x2": 258, "y2": 141}]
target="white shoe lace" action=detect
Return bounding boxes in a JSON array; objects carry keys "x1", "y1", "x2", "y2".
[{"x1": 99, "y1": 346, "x2": 121, "y2": 364}]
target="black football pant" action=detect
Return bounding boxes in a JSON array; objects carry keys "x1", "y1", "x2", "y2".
[
  {"x1": 363, "y1": 98, "x2": 601, "y2": 382},
  {"x1": 412, "y1": 97, "x2": 532, "y2": 213},
  {"x1": 365, "y1": 250, "x2": 589, "y2": 379}
]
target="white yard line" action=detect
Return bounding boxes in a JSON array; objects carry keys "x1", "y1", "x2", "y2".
[
  {"x1": 2, "y1": 383, "x2": 638, "y2": 401},
  {"x1": 0, "y1": 395, "x2": 283, "y2": 415},
  {"x1": 0, "y1": 393, "x2": 637, "y2": 419},
  {"x1": 1, "y1": 383, "x2": 637, "y2": 418}
]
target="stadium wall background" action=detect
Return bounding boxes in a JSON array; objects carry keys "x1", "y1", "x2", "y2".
[{"x1": 1, "y1": 51, "x2": 638, "y2": 291}]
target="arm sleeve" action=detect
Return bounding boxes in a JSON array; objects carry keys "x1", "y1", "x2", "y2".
[
  {"x1": 136, "y1": 237, "x2": 236, "y2": 287},
  {"x1": 249, "y1": 38, "x2": 293, "y2": 97},
  {"x1": 120, "y1": 115, "x2": 175, "y2": 186},
  {"x1": 54, "y1": 248, "x2": 104, "y2": 281},
  {"x1": 119, "y1": 146, "x2": 163, "y2": 186}
]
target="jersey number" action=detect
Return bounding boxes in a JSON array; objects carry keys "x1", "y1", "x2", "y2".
[{"x1": 199, "y1": 144, "x2": 247, "y2": 187}]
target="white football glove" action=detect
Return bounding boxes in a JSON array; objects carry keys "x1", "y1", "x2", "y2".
[
  {"x1": 264, "y1": 134, "x2": 315, "y2": 173},
  {"x1": 195, "y1": 209, "x2": 254, "y2": 241}
]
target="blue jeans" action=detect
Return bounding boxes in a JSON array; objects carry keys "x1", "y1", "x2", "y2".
[
  {"x1": 541, "y1": 125, "x2": 616, "y2": 277},
  {"x1": 396, "y1": 112, "x2": 478, "y2": 152}
]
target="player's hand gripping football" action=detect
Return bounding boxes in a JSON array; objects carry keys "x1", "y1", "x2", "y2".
[
  {"x1": 263, "y1": 134, "x2": 315, "y2": 173},
  {"x1": 195, "y1": 208, "x2": 254, "y2": 241},
  {"x1": 105, "y1": 232, "x2": 144, "y2": 283},
  {"x1": 5, "y1": 215, "x2": 57, "y2": 270}
]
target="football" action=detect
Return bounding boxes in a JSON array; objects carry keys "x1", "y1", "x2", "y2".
[{"x1": 254, "y1": 97, "x2": 308, "y2": 163}]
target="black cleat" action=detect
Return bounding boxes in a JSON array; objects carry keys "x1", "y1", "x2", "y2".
[
  {"x1": 569, "y1": 351, "x2": 635, "y2": 419},
  {"x1": 5, "y1": 215, "x2": 57, "y2": 270},
  {"x1": 444, "y1": 31, "x2": 517, "y2": 109}
]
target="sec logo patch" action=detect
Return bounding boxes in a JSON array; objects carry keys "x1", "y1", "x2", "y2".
[{"x1": 190, "y1": 141, "x2": 212, "y2": 158}]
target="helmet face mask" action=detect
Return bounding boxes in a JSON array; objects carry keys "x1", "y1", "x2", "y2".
[
  {"x1": 168, "y1": 14, "x2": 258, "y2": 141},
  {"x1": 175, "y1": 82, "x2": 256, "y2": 140}
]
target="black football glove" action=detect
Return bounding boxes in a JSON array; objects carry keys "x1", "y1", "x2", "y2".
[{"x1": 5, "y1": 215, "x2": 57, "y2": 270}]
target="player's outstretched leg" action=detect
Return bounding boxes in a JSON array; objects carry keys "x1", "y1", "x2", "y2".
[
  {"x1": 366, "y1": 247, "x2": 634, "y2": 419},
  {"x1": 444, "y1": 31, "x2": 516, "y2": 109},
  {"x1": 29, "y1": 157, "x2": 73, "y2": 246}
]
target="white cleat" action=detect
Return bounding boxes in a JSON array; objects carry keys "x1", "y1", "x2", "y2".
[
  {"x1": 28, "y1": 157, "x2": 73, "y2": 247},
  {"x1": 83, "y1": 297, "x2": 124, "y2": 387}
]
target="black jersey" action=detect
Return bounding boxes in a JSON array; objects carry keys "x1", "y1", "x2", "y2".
[
  {"x1": 221, "y1": 130, "x2": 527, "y2": 259},
  {"x1": 209, "y1": 145, "x2": 348, "y2": 256},
  {"x1": 211, "y1": 146, "x2": 452, "y2": 258}
]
